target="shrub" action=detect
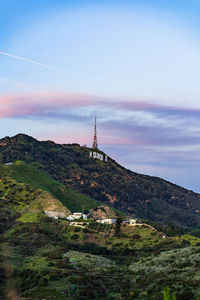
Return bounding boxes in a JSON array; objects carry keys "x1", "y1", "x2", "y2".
[
  {"x1": 132, "y1": 234, "x2": 141, "y2": 240},
  {"x1": 163, "y1": 286, "x2": 176, "y2": 300},
  {"x1": 71, "y1": 234, "x2": 79, "y2": 240}
]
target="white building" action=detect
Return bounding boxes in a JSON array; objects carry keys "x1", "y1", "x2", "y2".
[
  {"x1": 44, "y1": 211, "x2": 66, "y2": 219},
  {"x1": 122, "y1": 219, "x2": 137, "y2": 226},
  {"x1": 129, "y1": 219, "x2": 137, "y2": 225},
  {"x1": 96, "y1": 219, "x2": 116, "y2": 224},
  {"x1": 67, "y1": 213, "x2": 87, "y2": 221}
]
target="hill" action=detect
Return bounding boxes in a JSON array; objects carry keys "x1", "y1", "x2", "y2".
[
  {"x1": 0, "y1": 200, "x2": 200, "y2": 299},
  {"x1": 0, "y1": 133, "x2": 200, "y2": 228},
  {"x1": 0, "y1": 167, "x2": 70, "y2": 223},
  {"x1": 0, "y1": 164, "x2": 200, "y2": 299},
  {"x1": 8, "y1": 160, "x2": 104, "y2": 213}
]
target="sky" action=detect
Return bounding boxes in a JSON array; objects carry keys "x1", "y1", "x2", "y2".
[{"x1": 1, "y1": 0, "x2": 200, "y2": 192}]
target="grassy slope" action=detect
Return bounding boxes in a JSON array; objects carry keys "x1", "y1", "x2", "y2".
[
  {"x1": 9, "y1": 161, "x2": 121, "y2": 214},
  {"x1": 0, "y1": 173, "x2": 71, "y2": 222},
  {"x1": 18, "y1": 192, "x2": 71, "y2": 222}
]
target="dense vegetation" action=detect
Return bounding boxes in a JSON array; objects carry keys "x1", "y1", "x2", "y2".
[
  {"x1": 0, "y1": 166, "x2": 199, "y2": 299},
  {"x1": 1, "y1": 206, "x2": 200, "y2": 299},
  {"x1": 0, "y1": 134, "x2": 200, "y2": 228}
]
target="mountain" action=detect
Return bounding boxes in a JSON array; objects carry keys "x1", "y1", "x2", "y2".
[{"x1": 0, "y1": 133, "x2": 200, "y2": 228}]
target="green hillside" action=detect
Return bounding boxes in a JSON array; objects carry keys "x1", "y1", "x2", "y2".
[
  {"x1": 0, "y1": 163, "x2": 200, "y2": 299},
  {"x1": 1, "y1": 211, "x2": 200, "y2": 299},
  {"x1": 0, "y1": 165, "x2": 70, "y2": 221},
  {"x1": 8, "y1": 160, "x2": 112, "y2": 213}
]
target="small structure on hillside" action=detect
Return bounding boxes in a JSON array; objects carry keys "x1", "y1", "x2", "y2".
[
  {"x1": 122, "y1": 218, "x2": 137, "y2": 226},
  {"x1": 44, "y1": 211, "x2": 66, "y2": 219},
  {"x1": 96, "y1": 219, "x2": 116, "y2": 224},
  {"x1": 67, "y1": 212, "x2": 87, "y2": 221}
]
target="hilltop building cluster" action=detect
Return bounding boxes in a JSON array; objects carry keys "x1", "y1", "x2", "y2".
[{"x1": 44, "y1": 206, "x2": 137, "y2": 226}]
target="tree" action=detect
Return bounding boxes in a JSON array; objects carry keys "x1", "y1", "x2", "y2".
[
  {"x1": 0, "y1": 164, "x2": 9, "y2": 179},
  {"x1": 163, "y1": 287, "x2": 176, "y2": 300},
  {"x1": 115, "y1": 217, "x2": 122, "y2": 236}
]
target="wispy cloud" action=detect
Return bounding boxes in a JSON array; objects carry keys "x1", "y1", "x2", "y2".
[
  {"x1": 0, "y1": 51, "x2": 73, "y2": 75},
  {"x1": 1, "y1": 91, "x2": 200, "y2": 147}
]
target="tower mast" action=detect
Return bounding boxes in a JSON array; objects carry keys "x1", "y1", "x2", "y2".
[{"x1": 92, "y1": 116, "x2": 98, "y2": 149}]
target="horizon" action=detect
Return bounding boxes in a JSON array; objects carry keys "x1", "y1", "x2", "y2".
[{"x1": 1, "y1": 1, "x2": 200, "y2": 192}]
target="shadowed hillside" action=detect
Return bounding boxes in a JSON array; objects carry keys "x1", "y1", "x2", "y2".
[{"x1": 0, "y1": 134, "x2": 200, "y2": 228}]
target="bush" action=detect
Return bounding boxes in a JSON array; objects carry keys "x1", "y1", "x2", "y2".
[
  {"x1": 71, "y1": 234, "x2": 79, "y2": 240},
  {"x1": 132, "y1": 234, "x2": 141, "y2": 240},
  {"x1": 74, "y1": 227, "x2": 81, "y2": 232}
]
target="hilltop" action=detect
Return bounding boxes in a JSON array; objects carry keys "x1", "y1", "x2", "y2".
[{"x1": 0, "y1": 133, "x2": 200, "y2": 228}]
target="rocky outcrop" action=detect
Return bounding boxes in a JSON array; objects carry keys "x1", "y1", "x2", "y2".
[{"x1": 88, "y1": 205, "x2": 117, "y2": 220}]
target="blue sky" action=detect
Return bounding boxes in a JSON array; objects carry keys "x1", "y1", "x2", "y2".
[{"x1": 1, "y1": 0, "x2": 200, "y2": 192}]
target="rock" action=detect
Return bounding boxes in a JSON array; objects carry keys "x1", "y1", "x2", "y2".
[{"x1": 88, "y1": 205, "x2": 117, "y2": 220}]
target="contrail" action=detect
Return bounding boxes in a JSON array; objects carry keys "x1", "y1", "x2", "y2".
[{"x1": 0, "y1": 50, "x2": 72, "y2": 74}]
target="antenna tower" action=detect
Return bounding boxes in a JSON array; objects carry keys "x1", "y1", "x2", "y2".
[{"x1": 92, "y1": 116, "x2": 98, "y2": 149}]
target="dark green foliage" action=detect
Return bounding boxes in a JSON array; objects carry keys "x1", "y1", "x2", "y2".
[
  {"x1": 88, "y1": 221, "x2": 114, "y2": 233},
  {"x1": 74, "y1": 227, "x2": 81, "y2": 232},
  {"x1": 115, "y1": 217, "x2": 122, "y2": 236},
  {"x1": 132, "y1": 234, "x2": 141, "y2": 240},
  {"x1": 189, "y1": 228, "x2": 200, "y2": 238},
  {"x1": 1, "y1": 202, "x2": 200, "y2": 299},
  {"x1": 71, "y1": 234, "x2": 79, "y2": 240},
  {"x1": 163, "y1": 287, "x2": 176, "y2": 300},
  {"x1": 141, "y1": 220, "x2": 188, "y2": 236},
  {"x1": 0, "y1": 163, "x2": 9, "y2": 179}
]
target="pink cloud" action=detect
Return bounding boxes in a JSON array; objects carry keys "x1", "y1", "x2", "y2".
[
  {"x1": 35, "y1": 132, "x2": 92, "y2": 145},
  {"x1": 0, "y1": 92, "x2": 98, "y2": 118},
  {"x1": 1, "y1": 91, "x2": 200, "y2": 119}
]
